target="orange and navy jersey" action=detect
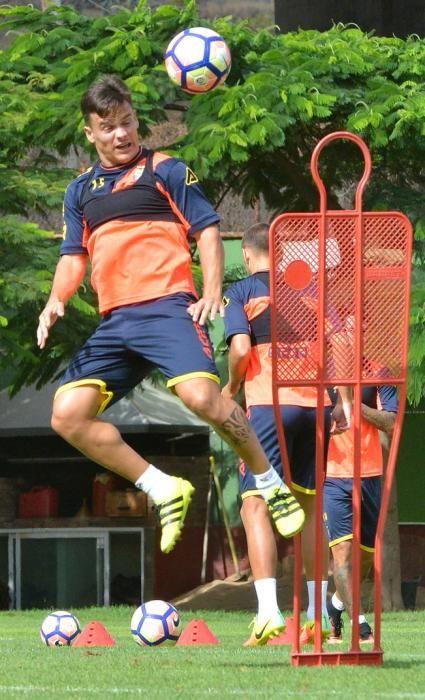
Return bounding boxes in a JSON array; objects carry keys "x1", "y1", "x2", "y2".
[
  {"x1": 61, "y1": 147, "x2": 219, "y2": 314},
  {"x1": 326, "y1": 384, "x2": 398, "y2": 478},
  {"x1": 223, "y1": 271, "x2": 341, "y2": 408}
]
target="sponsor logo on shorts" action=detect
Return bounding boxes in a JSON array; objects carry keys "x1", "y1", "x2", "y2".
[{"x1": 194, "y1": 322, "x2": 214, "y2": 361}]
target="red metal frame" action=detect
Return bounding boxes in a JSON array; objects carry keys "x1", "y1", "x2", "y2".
[{"x1": 269, "y1": 131, "x2": 412, "y2": 666}]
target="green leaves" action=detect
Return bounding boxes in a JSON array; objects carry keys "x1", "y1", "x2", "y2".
[{"x1": 0, "y1": 1, "x2": 424, "y2": 401}]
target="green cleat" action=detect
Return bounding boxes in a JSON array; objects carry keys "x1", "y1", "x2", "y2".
[
  {"x1": 300, "y1": 614, "x2": 331, "y2": 645},
  {"x1": 265, "y1": 483, "x2": 305, "y2": 538},
  {"x1": 243, "y1": 612, "x2": 286, "y2": 647},
  {"x1": 154, "y1": 477, "x2": 195, "y2": 553}
]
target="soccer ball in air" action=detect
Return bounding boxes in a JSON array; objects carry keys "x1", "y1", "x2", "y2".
[
  {"x1": 165, "y1": 26, "x2": 231, "y2": 93},
  {"x1": 40, "y1": 610, "x2": 81, "y2": 647},
  {"x1": 130, "y1": 600, "x2": 181, "y2": 647}
]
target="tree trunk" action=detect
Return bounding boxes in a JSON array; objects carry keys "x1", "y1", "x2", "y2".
[{"x1": 380, "y1": 431, "x2": 404, "y2": 610}]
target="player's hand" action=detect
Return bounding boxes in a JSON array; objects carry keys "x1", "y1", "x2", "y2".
[
  {"x1": 187, "y1": 296, "x2": 225, "y2": 325},
  {"x1": 37, "y1": 300, "x2": 65, "y2": 349},
  {"x1": 221, "y1": 382, "x2": 240, "y2": 400},
  {"x1": 330, "y1": 399, "x2": 352, "y2": 434}
]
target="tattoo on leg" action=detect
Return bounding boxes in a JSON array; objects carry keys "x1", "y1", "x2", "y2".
[{"x1": 219, "y1": 405, "x2": 251, "y2": 447}]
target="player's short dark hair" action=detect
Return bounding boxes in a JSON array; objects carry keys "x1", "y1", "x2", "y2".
[
  {"x1": 242, "y1": 222, "x2": 269, "y2": 254},
  {"x1": 81, "y1": 75, "x2": 133, "y2": 123}
]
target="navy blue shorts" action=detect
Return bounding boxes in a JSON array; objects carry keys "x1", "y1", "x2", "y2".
[
  {"x1": 57, "y1": 293, "x2": 219, "y2": 411},
  {"x1": 240, "y1": 404, "x2": 332, "y2": 497},
  {"x1": 323, "y1": 476, "x2": 382, "y2": 551}
]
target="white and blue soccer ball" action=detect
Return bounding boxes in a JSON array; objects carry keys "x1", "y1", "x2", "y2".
[
  {"x1": 40, "y1": 610, "x2": 81, "y2": 647},
  {"x1": 130, "y1": 600, "x2": 181, "y2": 647},
  {"x1": 165, "y1": 26, "x2": 231, "y2": 93}
]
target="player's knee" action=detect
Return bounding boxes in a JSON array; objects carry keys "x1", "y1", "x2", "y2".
[
  {"x1": 51, "y1": 405, "x2": 77, "y2": 440},
  {"x1": 241, "y1": 496, "x2": 267, "y2": 523},
  {"x1": 331, "y1": 541, "x2": 352, "y2": 569},
  {"x1": 51, "y1": 396, "x2": 85, "y2": 441},
  {"x1": 181, "y1": 384, "x2": 216, "y2": 418}
]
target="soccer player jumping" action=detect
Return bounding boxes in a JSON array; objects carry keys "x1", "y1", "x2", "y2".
[{"x1": 36, "y1": 75, "x2": 305, "y2": 554}]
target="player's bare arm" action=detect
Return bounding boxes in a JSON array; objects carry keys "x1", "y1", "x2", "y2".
[
  {"x1": 361, "y1": 403, "x2": 396, "y2": 436},
  {"x1": 188, "y1": 225, "x2": 224, "y2": 325},
  {"x1": 222, "y1": 333, "x2": 251, "y2": 399},
  {"x1": 37, "y1": 254, "x2": 87, "y2": 349},
  {"x1": 331, "y1": 385, "x2": 353, "y2": 433}
]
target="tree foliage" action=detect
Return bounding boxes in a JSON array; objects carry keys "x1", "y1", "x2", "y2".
[{"x1": 0, "y1": 0, "x2": 424, "y2": 400}]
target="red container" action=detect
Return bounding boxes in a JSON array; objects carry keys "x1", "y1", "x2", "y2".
[
  {"x1": 92, "y1": 474, "x2": 115, "y2": 517},
  {"x1": 18, "y1": 486, "x2": 59, "y2": 518}
]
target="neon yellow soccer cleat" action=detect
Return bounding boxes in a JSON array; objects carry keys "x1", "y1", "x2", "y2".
[
  {"x1": 243, "y1": 612, "x2": 286, "y2": 647},
  {"x1": 265, "y1": 483, "x2": 305, "y2": 538},
  {"x1": 155, "y1": 477, "x2": 195, "y2": 553},
  {"x1": 300, "y1": 615, "x2": 331, "y2": 645}
]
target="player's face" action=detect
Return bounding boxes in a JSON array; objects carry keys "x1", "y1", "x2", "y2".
[{"x1": 84, "y1": 103, "x2": 140, "y2": 167}]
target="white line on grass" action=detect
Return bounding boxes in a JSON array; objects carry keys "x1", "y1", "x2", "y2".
[{"x1": 1, "y1": 689, "x2": 425, "y2": 699}]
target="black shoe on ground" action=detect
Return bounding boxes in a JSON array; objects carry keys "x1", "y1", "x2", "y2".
[
  {"x1": 359, "y1": 621, "x2": 374, "y2": 644},
  {"x1": 327, "y1": 599, "x2": 344, "y2": 644}
]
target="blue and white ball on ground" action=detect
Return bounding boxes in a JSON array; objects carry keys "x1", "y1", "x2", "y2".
[
  {"x1": 165, "y1": 26, "x2": 231, "y2": 93},
  {"x1": 40, "y1": 610, "x2": 81, "y2": 647},
  {"x1": 131, "y1": 600, "x2": 181, "y2": 647}
]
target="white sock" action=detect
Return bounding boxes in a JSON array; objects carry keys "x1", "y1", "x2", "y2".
[
  {"x1": 307, "y1": 580, "x2": 329, "y2": 620},
  {"x1": 350, "y1": 615, "x2": 367, "y2": 625},
  {"x1": 332, "y1": 592, "x2": 345, "y2": 611},
  {"x1": 135, "y1": 464, "x2": 174, "y2": 502},
  {"x1": 254, "y1": 578, "x2": 282, "y2": 623},
  {"x1": 254, "y1": 466, "x2": 283, "y2": 497}
]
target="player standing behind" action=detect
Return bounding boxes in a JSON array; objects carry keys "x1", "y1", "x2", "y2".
[
  {"x1": 324, "y1": 383, "x2": 398, "y2": 643},
  {"x1": 222, "y1": 222, "x2": 350, "y2": 646},
  {"x1": 36, "y1": 75, "x2": 304, "y2": 555}
]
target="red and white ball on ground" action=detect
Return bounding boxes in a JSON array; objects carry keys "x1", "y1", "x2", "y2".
[
  {"x1": 40, "y1": 610, "x2": 81, "y2": 647},
  {"x1": 165, "y1": 26, "x2": 231, "y2": 93},
  {"x1": 131, "y1": 600, "x2": 181, "y2": 647}
]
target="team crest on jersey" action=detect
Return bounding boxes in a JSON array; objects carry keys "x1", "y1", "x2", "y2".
[
  {"x1": 132, "y1": 165, "x2": 145, "y2": 181},
  {"x1": 185, "y1": 167, "x2": 199, "y2": 186}
]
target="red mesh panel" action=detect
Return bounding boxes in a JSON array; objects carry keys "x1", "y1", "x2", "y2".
[
  {"x1": 270, "y1": 211, "x2": 411, "y2": 386},
  {"x1": 362, "y1": 213, "x2": 411, "y2": 377}
]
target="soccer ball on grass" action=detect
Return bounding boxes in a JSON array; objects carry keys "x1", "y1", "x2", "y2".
[
  {"x1": 130, "y1": 599, "x2": 181, "y2": 646},
  {"x1": 165, "y1": 26, "x2": 231, "y2": 93},
  {"x1": 40, "y1": 610, "x2": 81, "y2": 647}
]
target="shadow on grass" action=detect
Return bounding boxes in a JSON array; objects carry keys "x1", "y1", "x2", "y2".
[{"x1": 383, "y1": 658, "x2": 425, "y2": 669}]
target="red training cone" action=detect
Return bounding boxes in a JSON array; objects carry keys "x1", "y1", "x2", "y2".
[
  {"x1": 267, "y1": 617, "x2": 295, "y2": 646},
  {"x1": 73, "y1": 620, "x2": 116, "y2": 647},
  {"x1": 176, "y1": 619, "x2": 220, "y2": 646}
]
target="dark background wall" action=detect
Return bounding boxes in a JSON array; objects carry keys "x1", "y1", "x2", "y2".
[{"x1": 275, "y1": 0, "x2": 425, "y2": 37}]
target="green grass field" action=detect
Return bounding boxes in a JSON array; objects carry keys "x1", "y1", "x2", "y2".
[{"x1": 1, "y1": 607, "x2": 424, "y2": 699}]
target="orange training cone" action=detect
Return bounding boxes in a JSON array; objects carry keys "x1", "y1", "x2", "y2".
[
  {"x1": 176, "y1": 619, "x2": 220, "y2": 646},
  {"x1": 73, "y1": 620, "x2": 116, "y2": 647},
  {"x1": 267, "y1": 617, "x2": 295, "y2": 645}
]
